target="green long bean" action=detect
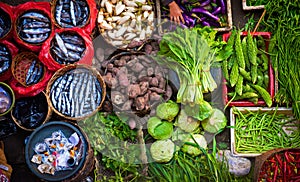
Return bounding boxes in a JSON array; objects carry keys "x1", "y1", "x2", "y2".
[{"x1": 233, "y1": 108, "x2": 300, "y2": 154}]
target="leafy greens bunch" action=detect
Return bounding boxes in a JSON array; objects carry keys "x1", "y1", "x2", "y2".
[{"x1": 154, "y1": 27, "x2": 230, "y2": 107}]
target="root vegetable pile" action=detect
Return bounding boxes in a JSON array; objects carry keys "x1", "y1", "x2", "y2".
[{"x1": 102, "y1": 53, "x2": 172, "y2": 113}]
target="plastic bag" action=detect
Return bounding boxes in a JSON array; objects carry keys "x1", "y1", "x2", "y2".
[{"x1": 39, "y1": 27, "x2": 94, "y2": 72}]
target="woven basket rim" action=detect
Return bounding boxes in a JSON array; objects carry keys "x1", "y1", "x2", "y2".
[
  {"x1": 46, "y1": 64, "x2": 106, "y2": 121},
  {"x1": 50, "y1": 0, "x2": 91, "y2": 29},
  {"x1": 11, "y1": 52, "x2": 46, "y2": 87},
  {"x1": 14, "y1": 9, "x2": 52, "y2": 45},
  {"x1": 10, "y1": 91, "x2": 53, "y2": 131},
  {"x1": 253, "y1": 148, "x2": 300, "y2": 181}
]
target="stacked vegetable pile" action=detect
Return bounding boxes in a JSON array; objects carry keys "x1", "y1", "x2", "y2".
[
  {"x1": 97, "y1": 0, "x2": 155, "y2": 48},
  {"x1": 257, "y1": 149, "x2": 300, "y2": 181},
  {"x1": 222, "y1": 30, "x2": 273, "y2": 107},
  {"x1": 232, "y1": 107, "x2": 300, "y2": 155},
  {"x1": 261, "y1": 0, "x2": 300, "y2": 119},
  {"x1": 160, "y1": 0, "x2": 231, "y2": 29}
]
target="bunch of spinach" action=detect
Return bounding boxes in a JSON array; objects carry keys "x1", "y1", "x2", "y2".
[{"x1": 154, "y1": 27, "x2": 231, "y2": 106}]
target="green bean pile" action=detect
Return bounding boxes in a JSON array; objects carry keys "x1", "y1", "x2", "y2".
[
  {"x1": 261, "y1": 0, "x2": 300, "y2": 118},
  {"x1": 233, "y1": 108, "x2": 300, "y2": 154}
]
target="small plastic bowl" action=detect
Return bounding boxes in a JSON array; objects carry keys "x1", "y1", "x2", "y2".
[{"x1": 0, "y1": 82, "x2": 15, "y2": 116}]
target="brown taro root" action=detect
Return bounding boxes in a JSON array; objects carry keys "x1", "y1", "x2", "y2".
[
  {"x1": 147, "y1": 67, "x2": 154, "y2": 76},
  {"x1": 111, "y1": 91, "x2": 126, "y2": 105},
  {"x1": 149, "y1": 87, "x2": 166, "y2": 94},
  {"x1": 132, "y1": 62, "x2": 144, "y2": 73},
  {"x1": 107, "y1": 63, "x2": 114, "y2": 72},
  {"x1": 149, "y1": 77, "x2": 159, "y2": 87},
  {"x1": 158, "y1": 76, "x2": 166, "y2": 89},
  {"x1": 114, "y1": 58, "x2": 127, "y2": 67},
  {"x1": 144, "y1": 44, "x2": 153, "y2": 54},
  {"x1": 139, "y1": 81, "x2": 149, "y2": 95},
  {"x1": 103, "y1": 72, "x2": 118, "y2": 88},
  {"x1": 135, "y1": 96, "x2": 145, "y2": 110},
  {"x1": 126, "y1": 58, "x2": 137, "y2": 68},
  {"x1": 128, "y1": 84, "x2": 141, "y2": 99},
  {"x1": 117, "y1": 71, "x2": 130, "y2": 87},
  {"x1": 150, "y1": 92, "x2": 161, "y2": 101}
]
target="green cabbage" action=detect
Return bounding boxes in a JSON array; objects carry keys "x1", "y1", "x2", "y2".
[
  {"x1": 150, "y1": 139, "x2": 175, "y2": 163},
  {"x1": 184, "y1": 100, "x2": 213, "y2": 121},
  {"x1": 147, "y1": 117, "x2": 173, "y2": 140},
  {"x1": 176, "y1": 109, "x2": 200, "y2": 132},
  {"x1": 201, "y1": 108, "x2": 227, "y2": 133},
  {"x1": 156, "y1": 100, "x2": 180, "y2": 122},
  {"x1": 181, "y1": 134, "x2": 207, "y2": 156}
]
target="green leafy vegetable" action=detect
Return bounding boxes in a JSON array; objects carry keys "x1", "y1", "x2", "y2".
[
  {"x1": 147, "y1": 117, "x2": 174, "y2": 140},
  {"x1": 150, "y1": 139, "x2": 175, "y2": 163}
]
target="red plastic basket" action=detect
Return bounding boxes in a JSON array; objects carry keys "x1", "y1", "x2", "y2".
[{"x1": 222, "y1": 32, "x2": 275, "y2": 107}]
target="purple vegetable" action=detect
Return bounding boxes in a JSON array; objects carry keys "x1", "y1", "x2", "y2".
[
  {"x1": 212, "y1": 0, "x2": 217, "y2": 3},
  {"x1": 212, "y1": 6, "x2": 222, "y2": 15},
  {"x1": 190, "y1": 7, "x2": 220, "y2": 22},
  {"x1": 180, "y1": 23, "x2": 188, "y2": 29},
  {"x1": 201, "y1": 21, "x2": 210, "y2": 27},
  {"x1": 182, "y1": 13, "x2": 195, "y2": 27},
  {"x1": 218, "y1": 0, "x2": 226, "y2": 14},
  {"x1": 200, "y1": 0, "x2": 211, "y2": 7}
]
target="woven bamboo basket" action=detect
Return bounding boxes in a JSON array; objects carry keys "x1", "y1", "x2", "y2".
[
  {"x1": 14, "y1": 9, "x2": 52, "y2": 46},
  {"x1": 50, "y1": 0, "x2": 92, "y2": 29},
  {"x1": 10, "y1": 91, "x2": 52, "y2": 131},
  {"x1": 11, "y1": 52, "x2": 45, "y2": 87},
  {"x1": 253, "y1": 148, "x2": 300, "y2": 181},
  {"x1": 46, "y1": 64, "x2": 106, "y2": 121}
]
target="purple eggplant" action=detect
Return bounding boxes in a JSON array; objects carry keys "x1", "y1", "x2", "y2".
[
  {"x1": 212, "y1": 6, "x2": 222, "y2": 15},
  {"x1": 218, "y1": 0, "x2": 226, "y2": 14},
  {"x1": 201, "y1": 21, "x2": 210, "y2": 27},
  {"x1": 182, "y1": 13, "x2": 195, "y2": 27},
  {"x1": 200, "y1": 0, "x2": 211, "y2": 7},
  {"x1": 190, "y1": 7, "x2": 220, "y2": 22}
]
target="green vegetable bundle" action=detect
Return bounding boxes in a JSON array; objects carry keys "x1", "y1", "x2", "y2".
[
  {"x1": 233, "y1": 107, "x2": 300, "y2": 154},
  {"x1": 78, "y1": 113, "x2": 142, "y2": 181},
  {"x1": 223, "y1": 30, "x2": 272, "y2": 107},
  {"x1": 154, "y1": 27, "x2": 229, "y2": 106},
  {"x1": 262, "y1": 0, "x2": 300, "y2": 119}
]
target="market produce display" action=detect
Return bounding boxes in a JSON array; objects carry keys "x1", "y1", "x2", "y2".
[
  {"x1": 0, "y1": 0, "x2": 300, "y2": 181},
  {"x1": 30, "y1": 130, "x2": 84, "y2": 175},
  {"x1": 51, "y1": 32, "x2": 86, "y2": 64},
  {"x1": 97, "y1": 0, "x2": 155, "y2": 48},
  {"x1": 223, "y1": 30, "x2": 273, "y2": 107},
  {"x1": 257, "y1": 149, "x2": 300, "y2": 181},
  {"x1": 53, "y1": 0, "x2": 90, "y2": 28},
  {"x1": 101, "y1": 52, "x2": 172, "y2": 114},
  {"x1": 262, "y1": 0, "x2": 300, "y2": 119},
  {"x1": 160, "y1": 0, "x2": 231, "y2": 30},
  {"x1": 231, "y1": 107, "x2": 300, "y2": 155},
  {"x1": 48, "y1": 66, "x2": 104, "y2": 119}
]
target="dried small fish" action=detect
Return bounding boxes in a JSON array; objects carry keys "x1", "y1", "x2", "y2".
[
  {"x1": 50, "y1": 68, "x2": 103, "y2": 118},
  {"x1": 55, "y1": 0, "x2": 89, "y2": 28},
  {"x1": 0, "y1": 44, "x2": 11, "y2": 74}
]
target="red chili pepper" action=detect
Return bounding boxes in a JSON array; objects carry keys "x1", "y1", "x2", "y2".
[
  {"x1": 275, "y1": 153, "x2": 283, "y2": 168},
  {"x1": 283, "y1": 161, "x2": 287, "y2": 182},
  {"x1": 273, "y1": 165, "x2": 278, "y2": 182}
]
